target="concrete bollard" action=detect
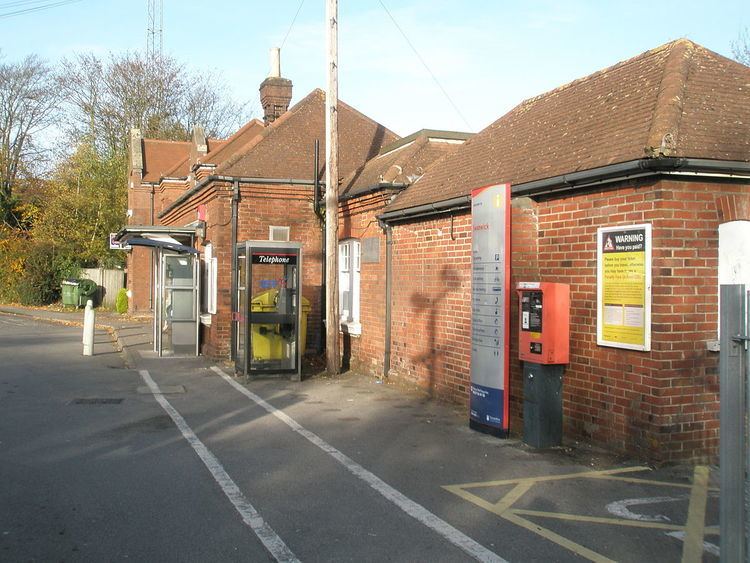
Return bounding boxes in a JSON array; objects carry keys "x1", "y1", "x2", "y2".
[{"x1": 82, "y1": 299, "x2": 95, "y2": 356}]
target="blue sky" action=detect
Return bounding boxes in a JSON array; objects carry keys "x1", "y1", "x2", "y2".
[{"x1": 2, "y1": 0, "x2": 748, "y2": 136}]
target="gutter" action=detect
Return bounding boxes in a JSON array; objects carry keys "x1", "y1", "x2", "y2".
[
  {"x1": 159, "y1": 174, "x2": 321, "y2": 219},
  {"x1": 378, "y1": 157, "x2": 750, "y2": 224},
  {"x1": 378, "y1": 195, "x2": 471, "y2": 225},
  {"x1": 512, "y1": 157, "x2": 750, "y2": 198},
  {"x1": 339, "y1": 182, "x2": 407, "y2": 203}
]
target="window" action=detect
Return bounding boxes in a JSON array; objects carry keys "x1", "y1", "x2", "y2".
[
  {"x1": 338, "y1": 239, "x2": 361, "y2": 335},
  {"x1": 202, "y1": 243, "x2": 217, "y2": 315}
]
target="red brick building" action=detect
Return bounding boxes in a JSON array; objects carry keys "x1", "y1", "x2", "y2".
[
  {"x1": 361, "y1": 39, "x2": 750, "y2": 462},
  {"x1": 127, "y1": 67, "x2": 398, "y2": 359},
  {"x1": 126, "y1": 39, "x2": 750, "y2": 462}
]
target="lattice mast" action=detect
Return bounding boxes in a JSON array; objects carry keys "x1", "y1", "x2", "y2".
[{"x1": 146, "y1": 0, "x2": 163, "y2": 60}]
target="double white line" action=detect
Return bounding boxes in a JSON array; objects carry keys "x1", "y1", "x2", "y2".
[
  {"x1": 139, "y1": 369, "x2": 299, "y2": 563},
  {"x1": 141, "y1": 366, "x2": 506, "y2": 563}
]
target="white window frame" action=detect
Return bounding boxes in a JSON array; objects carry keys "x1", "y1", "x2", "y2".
[
  {"x1": 202, "y1": 243, "x2": 217, "y2": 316},
  {"x1": 338, "y1": 239, "x2": 361, "y2": 335}
]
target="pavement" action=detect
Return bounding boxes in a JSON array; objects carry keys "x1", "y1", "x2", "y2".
[
  {"x1": 0, "y1": 304, "x2": 152, "y2": 369},
  {"x1": 0, "y1": 304, "x2": 721, "y2": 562}
]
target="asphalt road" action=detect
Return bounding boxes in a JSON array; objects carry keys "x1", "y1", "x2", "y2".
[{"x1": 0, "y1": 314, "x2": 719, "y2": 562}]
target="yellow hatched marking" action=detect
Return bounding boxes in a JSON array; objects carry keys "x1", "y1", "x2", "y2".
[
  {"x1": 446, "y1": 466, "x2": 651, "y2": 489},
  {"x1": 502, "y1": 510, "x2": 616, "y2": 563},
  {"x1": 589, "y1": 474, "x2": 720, "y2": 492},
  {"x1": 681, "y1": 466, "x2": 710, "y2": 563},
  {"x1": 511, "y1": 509, "x2": 686, "y2": 531},
  {"x1": 444, "y1": 481, "x2": 533, "y2": 516},
  {"x1": 444, "y1": 465, "x2": 716, "y2": 562}
]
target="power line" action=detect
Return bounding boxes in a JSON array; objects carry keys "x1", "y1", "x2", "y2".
[
  {"x1": 0, "y1": 0, "x2": 82, "y2": 19},
  {"x1": 0, "y1": 0, "x2": 66, "y2": 8},
  {"x1": 280, "y1": 0, "x2": 305, "y2": 51},
  {"x1": 377, "y1": 0, "x2": 473, "y2": 131}
]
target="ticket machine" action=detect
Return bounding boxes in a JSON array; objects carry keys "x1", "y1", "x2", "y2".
[{"x1": 517, "y1": 282, "x2": 570, "y2": 448}]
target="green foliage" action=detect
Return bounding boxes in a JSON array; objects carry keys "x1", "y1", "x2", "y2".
[
  {"x1": 0, "y1": 227, "x2": 79, "y2": 305},
  {"x1": 0, "y1": 227, "x2": 26, "y2": 302},
  {"x1": 34, "y1": 141, "x2": 127, "y2": 268},
  {"x1": 115, "y1": 287, "x2": 128, "y2": 314}
]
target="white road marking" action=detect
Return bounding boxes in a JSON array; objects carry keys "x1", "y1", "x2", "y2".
[
  {"x1": 212, "y1": 366, "x2": 508, "y2": 563},
  {"x1": 605, "y1": 496, "x2": 686, "y2": 522},
  {"x1": 665, "y1": 531, "x2": 720, "y2": 557},
  {"x1": 139, "y1": 370, "x2": 299, "y2": 563}
]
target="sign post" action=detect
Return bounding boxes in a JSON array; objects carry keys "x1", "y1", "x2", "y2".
[{"x1": 470, "y1": 183, "x2": 511, "y2": 437}]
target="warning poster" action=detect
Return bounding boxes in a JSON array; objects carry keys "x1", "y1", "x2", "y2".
[{"x1": 596, "y1": 224, "x2": 651, "y2": 351}]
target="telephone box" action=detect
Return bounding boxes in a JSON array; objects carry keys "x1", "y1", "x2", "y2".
[
  {"x1": 517, "y1": 281, "x2": 570, "y2": 448},
  {"x1": 517, "y1": 282, "x2": 569, "y2": 364},
  {"x1": 233, "y1": 241, "x2": 304, "y2": 380}
]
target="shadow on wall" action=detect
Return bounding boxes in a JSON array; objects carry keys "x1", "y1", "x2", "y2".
[{"x1": 410, "y1": 265, "x2": 461, "y2": 398}]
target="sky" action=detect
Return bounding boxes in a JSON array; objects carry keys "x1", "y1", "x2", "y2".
[{"x1": 1, "y1": 0, "x2": 748, "y2": 137}]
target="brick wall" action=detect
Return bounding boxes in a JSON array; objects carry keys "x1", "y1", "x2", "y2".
[
  {"x1": 338, "y1": 192, "x2": 394, "y2": 375},
  {"x1": 389, "y1": 213, "x2": 474, "y2": 402},
  {"x1": 374, "y1": 179, "x2": 748, "y2": 462},
  {"x1": 160, "y1": 180, "x2": 323, "y2": 360},
  {"x1": 384, "y1": 201, "x2": 537, "y2": 427},
  {"x1": 126, "y1": 176, "x2": 155, "y2": 313}
]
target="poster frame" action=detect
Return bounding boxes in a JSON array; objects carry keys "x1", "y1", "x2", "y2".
[{"x1": 596, "y1": 223, "x2": 652, "y2": 351}]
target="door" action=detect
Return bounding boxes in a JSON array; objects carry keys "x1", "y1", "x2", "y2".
[{"x1": 234, "y1": 245, "x2": 247, "y2": 374}]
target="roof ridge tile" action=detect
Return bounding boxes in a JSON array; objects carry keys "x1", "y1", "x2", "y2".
[
  {"x1": 214, "y1": 91, "x2": 324, "y2": 175},
  {"x1": 644, "y1": 39, "x2": 694, "y2": 156}
]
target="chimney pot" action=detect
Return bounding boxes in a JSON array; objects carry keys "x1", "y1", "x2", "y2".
[
  {"x1": 259, "y1": 47, "x2": 292, "y2": 125},
  {"x1": 270, "y1": 47, "x2": 281, "y2": 78}
]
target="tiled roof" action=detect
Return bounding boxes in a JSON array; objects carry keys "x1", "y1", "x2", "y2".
[
  {"x1": 388, "y1": 39, "x2": 750, "y2": 213},
  {"x1": 217, "y1": 89, "x2": 399, "y2": 180},
  {"x1": 154, "y1": 127, "x2": 261, "y2": 181},
  {"x1": 141, "y1": 139, "x2": 191, "y2": 183},
  {"x1": 162, "y1": 155, "x2": 190, "y2": 179},
  {"x1": 198, "y1": 119, "x2": 265, "y2": 170},
  {"x1": 340, "y1": 130, "x2": 470, "y2": 198}
]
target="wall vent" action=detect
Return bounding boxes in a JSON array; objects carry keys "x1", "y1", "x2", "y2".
[{"x1": 269, "y1": 226, "x2": 290, "y2": 242}]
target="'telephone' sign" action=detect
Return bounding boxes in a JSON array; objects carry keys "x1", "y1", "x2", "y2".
[{"x1": 470, "y1": 183, "x2": 510, "y2": 437}]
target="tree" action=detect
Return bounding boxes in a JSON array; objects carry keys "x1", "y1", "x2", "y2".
[
  {"x1": 732, "y1": 27, "x2": 750, "y2": 66},
  {"x1": 0, "y1": 54, "x2": 58, "y2": 228},
  {"x1": 57, "y1": 51, "x2": 247, "y2": 155},
  {"x1": 33, "y1": 142, "x2": 127, "y2": 268}
]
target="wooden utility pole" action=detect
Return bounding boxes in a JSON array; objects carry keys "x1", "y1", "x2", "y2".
[{"x1": 325, "y1": 0, "x2": 340, "y2": 375}]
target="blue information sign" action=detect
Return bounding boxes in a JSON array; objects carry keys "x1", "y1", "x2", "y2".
[{"x1": 469, "y1": 183, "x2": 511, "y2": 436}]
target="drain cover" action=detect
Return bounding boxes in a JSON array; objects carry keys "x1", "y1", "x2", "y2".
[{"x1": 71, "y1": 398, "x2": 124, "y2": 405}]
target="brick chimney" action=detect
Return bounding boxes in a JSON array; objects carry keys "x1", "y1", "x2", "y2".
[
  {"x1": 190, "y1": 124, "x2": 208, "y2": 164},
  {"x1": 259, "y1": 47, "x2": 292, "y2": 125}
]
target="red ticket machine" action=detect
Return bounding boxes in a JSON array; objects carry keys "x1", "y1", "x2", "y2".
[
  {"x1": 517, "y1": 282, "x2": 569, "y2": 364},
  {"x1": 516, "y1": 282, "x2": 570, "y2": 448}
]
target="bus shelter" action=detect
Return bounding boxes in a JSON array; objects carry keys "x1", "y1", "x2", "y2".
[{"x1": 114, "y1": 226, "x2": 200, "y2": 357}]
